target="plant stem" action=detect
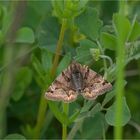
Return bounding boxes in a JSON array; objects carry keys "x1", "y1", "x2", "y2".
[
  {"x1": 67, "y1": 121, "x2": 83, "y2": 139},
  {"x1": 51, "y1": 18, "x2": 67, "y2": 77},
  {"x1": 33, "y1": 19, "x2": 67, "y2": 138},
  {"x1": 99, "y1": 55, "x2": 113, "y2": 67},
  {"x1": 62, "y1": 103, "x2": 69, "y2": 140},
  {"x1": 114, "y1": 1, "x2": 126, "y2": 139},
  {"x1": 62, "y1": 124, "x2": 67, "y2": 140},
  {"x1": 34, "y1": 91, "x2": 48, "y2": 138},
  {"x1": 0, "y1": 46, "x2": 13, "y2": 138},
  {"x1": 51, "y1": 18, "x2": 68, "y2": 139}
]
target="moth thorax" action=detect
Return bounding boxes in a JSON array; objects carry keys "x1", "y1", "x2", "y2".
[{"x1": 71, "y1": 71, "x2": 84, "y2": 93}]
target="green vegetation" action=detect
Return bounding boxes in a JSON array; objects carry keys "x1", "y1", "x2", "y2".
[{"x1": 0, "y1": 1, "x2": 140, "y2": 139}]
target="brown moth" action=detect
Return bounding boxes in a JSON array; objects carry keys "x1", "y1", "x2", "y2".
[{"x1": 45, "y1": 61, "x2": 112, "y2": 103}]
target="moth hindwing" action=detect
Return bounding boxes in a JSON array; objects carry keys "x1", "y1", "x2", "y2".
[{"x1": 45, "y1": 61, "x2": 112, "y2": 103}]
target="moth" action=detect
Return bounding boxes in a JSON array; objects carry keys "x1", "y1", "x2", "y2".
[{"x1": 45, "y1": 61, "x2": 112, "y2": 103}]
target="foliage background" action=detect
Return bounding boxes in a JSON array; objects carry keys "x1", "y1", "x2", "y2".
[{"x1": 0, "y1": 0, "x2": 140, "y2": 139}]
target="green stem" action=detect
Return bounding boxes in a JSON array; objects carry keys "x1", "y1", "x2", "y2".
[
  {"x1": 99, "y1": 55, "x2": 113, "y2": 67},
  {"x1": 67, "y1": 121, "x2": 83, "y2": 139},
  {"x1": 33, "y1": 19, "x2": 67, "y2": 138},
  {"x1": 33, "y1": 91, "x2": 47, "y2": 138},
  {"x1": 62, "y1": 125, "x2": 67, "y2": 140},
  {"x1": 51, "y1": 19, "x2": 68, "y2": 139},
  {"x1": 62, "y1": 103, "x2": 69, "y2": 140},
  {"x1": 51, "y1": 18, "x2": 67, "y2": 77},
  {"x1": 114, "y1": 1, "x2": 126, "y2": 139},
  {"x1": 50, "y1": 19, "x2": 68, "y2": 139},
  {"x1": 0, "y1": 46, "x2": 14, "y2": 138}
]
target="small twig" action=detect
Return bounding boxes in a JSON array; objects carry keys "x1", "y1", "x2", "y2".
[
  {"x1": 100, "y1": 55, "x2": 113, "y2": 67},
  {"x1": 51, "y1": 18, "x2": 67, "y2": 77},
  {"x1": 67, "y1": 121, "x2": 83, "y2": 139}
]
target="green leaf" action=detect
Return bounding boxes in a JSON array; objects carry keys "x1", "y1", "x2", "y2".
[
  {"x1": 48, "y1": 101, "x2": 69, "y2": 125},
  {"x1": 4, "y1": 133, "x2": 26, "y2": 140},
  {"x1": 102, "y1": 89, "x2": 115, "y2": 107},
  {"x1": 74, "y1": 100, "x2": 95, "y2": 122},
  {"x1": 15, "y1": 27, "x2": 35, "y2": 43},
  {"x1": 32, "y1": 54, "x2": 44, "y2": 77},
  {"x1": 68, "y1": 110, "x2": 80, "y2": 124},
  {"x1": 57, "y1": 53, "x2": 71, "y2": 75},
  {"x1": 52, "y1": 1, "x2": 63, "y2": 19},
  {"x1": 78, "y1": 112, "x2": 107, "y2": 139},
  {"x1": 75, "y1": 7, "x2": 102, "y2": 40},
  {"x1": 12, "y1": 67, "x2": 32, "y2": 101},
  {"x1": 106, "y1": 64, "x2": 117, "y2": 82},
  {"x1": 28, "y1": 1, "x2": 52, "y2": 16},
  {"x1": 126, "y1": 42, "x2": 140, "y2": 64},
  {"x1": 31, "y1": 54, "x2": 50, "y2": 88},
  {"x1": 75, "y1": 103, "x2": 101, "y2": 122},
  {"x1": 113, "y1": 13, "x2": 131, "y2": 42},
  {"x1": 75, "y1": 111, "x2": 90, "y2": 122},
  {"x1": 80, "y1": 39, "x2": 98, "y2": 48},
  {"x1": 129, "y1": 20, "x2": 140, "y2": 41},
  {"x1": 37, "y1": 17, "x2": 60, "y2": 52},
  {"x1": 52, "y1": 0, "x2": 88, "y2": 19},
  {"x1": 105, "y1": 97, "x2": 131, "y2": 126},
  {"x1": 80, "y1": 100, "x2": 95, "y2": 113},
  {"x1": 101, "y1": 32, "x2": 117, "y2": 50},
  {"x1": 75, "y1": 39, "x2": 98, "y2": 64},
  {"x1": 69, "y1": 102, "x2": 81, "y2": 116},
  {"x1": 90, "y1": 103, "x2": 102, "y2": 116},
  {"x1": 41, "y1": 48, "x2": 53, "y2": 71}
]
